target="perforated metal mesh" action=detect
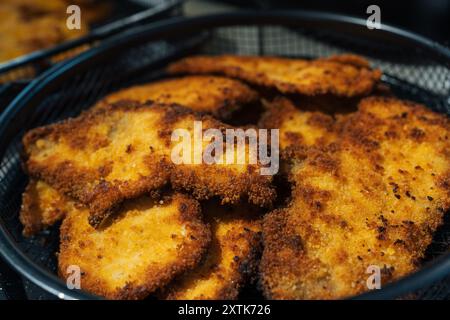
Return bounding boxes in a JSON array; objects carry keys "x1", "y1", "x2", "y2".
[{"x1": 0, "y1": 21, "x2": 449, "y2": 299}]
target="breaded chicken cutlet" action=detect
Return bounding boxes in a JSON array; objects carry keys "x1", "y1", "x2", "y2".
[
  {"x1": 4, "y1": 0, "x2": 109, "y2": 18},
  {"x1": 21, "y1": 75, "x2": 258, "y2": 234},
  {"x1": 259, "y1": 97, "x2": 339, "y2": 150},
  {"x1": 160, "y1": 200, "x2": 261, "y2": 300},
  {"x1": 22, "y1": 179, "x2": 261, "y2": 299},
  {"x1": 261, "y1": 97, "x2": 450, "y2": 299},
  {"x1": 20, "y1": 76, "x2": 259, "y2": 235},
  {"x1": 0, "y1": 8, "x2": 87, "y2": 63},
  {"x1": 0, "y1": 0, "x2": 108, "y2": 63},
  {"x1": 96, "y1": 76, "x2": 259, "y2": 120},
  {"x1": 18, "y1": 50, "x2": 450, "y2": 301},
  {"x1": 168, "y1": 54, "x2": 381, "y2": 97},
  {"x1": 23, "y1": 101, "x2": 275, "y2": 227},
  {"x1": 58, "y1": 192, "x2": 210, "y2": 300},
  {"x1": 20, "y1": 179, "x2": 71, "y2": 236}
]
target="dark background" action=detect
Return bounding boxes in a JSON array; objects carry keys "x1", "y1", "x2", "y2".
[{"x1": 216, "y1": 0, "x2": 450, "y2": 44}]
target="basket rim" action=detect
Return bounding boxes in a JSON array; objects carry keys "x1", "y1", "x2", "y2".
[{"x1": 0, "y1": 10, "x2": 449, "y2": 300}]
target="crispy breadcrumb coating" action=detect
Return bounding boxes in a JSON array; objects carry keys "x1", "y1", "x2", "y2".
[
  {"x1": 23, "y1": 101, "x2": 275, "y2": 227},
  {"x1": 20, "y1": 179, "x2": 73, "y2": 236},
  {"x1": 0, "y1": 0, "x2": 109, "y2": 63},
  {"x1": 160, "y1": 200, "x2": 261, "y2": 300},
  {"x1": 96, "y1": 76, "x2": 259, "y2": 120},
  {"x1": 168, "y1": 54, "x2": 381, "y2": 97},
  {"x1": 0, "y1": 9, "x2": 86, "y2": 62},
  {"x1": 259, "y1": 97, "x2": 339, "y2": 149},
  {"x1": 22, "y1": 75, "x2": 259, "y2": 233},
  {"x1": 261, "y1": 97, "x2": 450, "y2": 299},
  {"x1": 58, "y1": 193, "x2": 210, "y2": 300}
]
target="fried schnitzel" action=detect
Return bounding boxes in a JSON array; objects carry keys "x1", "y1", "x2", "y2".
[
  {"x1": 23, "y1": 101, "x2": 275, "y2": 227},
  {"x1": 160, "y1": 200, "x2": 261, "y2": 300},
  {"x1": 2, "y1": 0, "x2": 109, "y2": 24},
  {"x1": 96, "y1": 76, "x2": 259, "y2": 120},
  {"x1": 20, "y1": 77, "x2": 260, "y2": 233},
  {"x1": 168, "y1": 54, "x2": 381, "y2": 97},
  {"x1": 259, "y1": 97, "x2": 339, "y2": 150},
  {"x1": 261, "y1": 97, "x2": 450, "y2": 299},
  {"x1": 58, "y1": 192, "x2": 210, "y2": 300},
  {"x1": 22, "y1": 180, "x2": 261, "y2": 299},
  {"x1": 0, "y1": 8, "x2": 86, "y2": 63},
  {"x1": 22, "y1": 76, "x2": 258, "y2": 232},
  {"x1": 0, "y1": 1, "x2": 109, "y2": 63},
  {"x1": 20, "y1": 179, "x2": 72, "y2": 236}
]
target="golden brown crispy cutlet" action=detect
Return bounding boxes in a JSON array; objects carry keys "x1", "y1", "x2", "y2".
[
  {"x1": 2, "y1": 0, "x2": 109, "y2": 23},
  {"x1": 95, "y1": 76, "x2": 259, "y2": 120},
  {"x1": 23, "y1": 101, "x2": 275, "y2": 227},
  {"x1": 0, "y1": 1, "x2": 109, "y2": 63},
  {"x1": 261, "y1": 96, "x2": 450, "y2": 299},
  {"x1": 22, "y1": 75, "x2": 258, "y2": 232},
  {"x1": 259, "y1": 97, "x2": 339, "y2": 150},
  {"x1": 22, "y1": 179, "x2": 261, "y2": 299},
  {"x1": 20, "y1": 179, "x2": 73, "y2": 236},
  {"x1": 160, "y1": 200, "x2": 261, "y2": 300},
  {"x1": 167, "y1": 54, "x2": 381, "y2": 98},
  {"x1": 4, "y1": 0, "x2": 67, "y2": 15},
  {"x1": 0, "y1": 9, "x2": 87, "y2": 63},
  {"x1": 20, "y1": 76, "x2": 258, "y2": 233},
  {"x1": 58, "y1": 192, "x2": 210, "y2": 300}
]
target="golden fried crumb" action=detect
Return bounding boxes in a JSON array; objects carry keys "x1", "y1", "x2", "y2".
[
  {"x1": 23, "y1": 101, "x2": 275, "y2": 227},
  {"x1": 20, "y1": 179, "x2": 73, "y2": 236},
  {"x1": 96, "y1": 76, "x2": 259, "y2": 120},
  {"x1": 168, "y1": 54, "x2": 381, "y2": 97},
  {"x1": 259, "y1": 97, "x2": 338, "y2": 149},
  {"x1": 0, "y1": 10, "x2": 86, "y2": 62},
  {"x1": 23, "y1": 75, "x2": 259, "y2": 232},
  {"x1": 0, "y1": 0, "x2": 111, "y2": 63},
  {"x1": 58, "y1": 193, "x2": 210, "y2": 300},
  {"x1": 160, "y1": 200, "x2": 261, "y2": 300},
  {"x1": 261, "y1": 97, "x2": 450, "y2": 299}
]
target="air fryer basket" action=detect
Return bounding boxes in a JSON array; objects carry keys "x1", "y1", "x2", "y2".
[{"x1": 0, "y1": 12, "x2": 449, "y2": 300}]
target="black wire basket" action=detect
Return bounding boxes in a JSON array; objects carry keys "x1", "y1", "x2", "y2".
[{"x1": 0, "y1": 11, "x2": 449, "y2": 300}]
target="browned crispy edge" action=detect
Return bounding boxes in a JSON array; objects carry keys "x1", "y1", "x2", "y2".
[
  {"x1": 96, "y1": 76, "x2": 260, "y2": 120},
  {"x1": 58, "y1": 193, "x2": 211, "y2": 300},
  {"x1": 20, "y1": 179, "x2": 72, "y2": 236},
  {"x1": 260, "y1": 97, "x2": 450, "y2": 299},
  {"x1": 259, "y1": 208, "x2": 298, "y2": 300},
  {"x1": 162, "y1": 219, "x2": 262, "y2": 300},
  {"x1": 259, "y1": 97, "x2": 335, "y2": 130},
  {"x1": 170, "y1": 166, "x2": 276, "y2": 209},
  {"x1": 167, "y1": 54, "x2": 382, "y2": 97},
  {"x1": 23, "y1": 101, "x2": 276, "y2": 227},
  {"x1": 20, "y1": 180, "x2": 45, "y2": 236},
  {"x1": 209, "y1": 227, "x2": 262, "y2": 300}
]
